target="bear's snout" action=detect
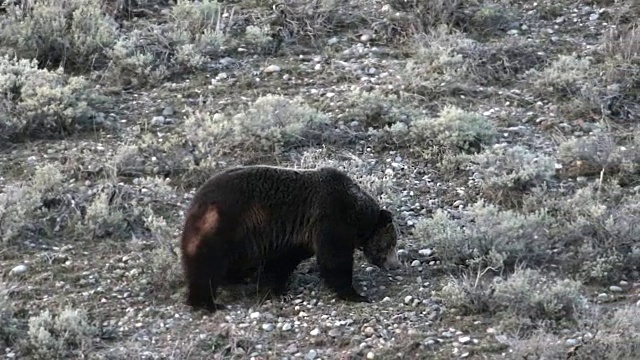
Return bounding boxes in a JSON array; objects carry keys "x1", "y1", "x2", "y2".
[{"x1": 382, "y1": 248, "x2": 401, "y2": 270}]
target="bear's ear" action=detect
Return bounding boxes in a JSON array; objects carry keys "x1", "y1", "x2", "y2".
[{"x1": 377, "y1": 209, "x2": 393, "y2": 226}]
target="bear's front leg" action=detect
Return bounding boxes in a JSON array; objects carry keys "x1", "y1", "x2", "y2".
[{"x1": 315, "y1": 225, "x2": 372, "y2": 303}]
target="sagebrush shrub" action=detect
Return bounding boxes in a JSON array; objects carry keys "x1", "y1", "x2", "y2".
[
  {"x1": 525, "y1": 54, "x2": 594, "y2": 99},
  {"x1": 465, "y1": 144, "x2": 557, "y2": 206},
  {"x1": 184, "y1": 95, "x2": 332, "y2": 160},
  {"x1": 0, "y1": 0, "x2": 119, "y2": 71},
  {"x1": 341, "y1": 89, "x2": 420, "y2": 130},
  {"x1": 558, "y1": 133, "x2": 640, "y2": 179},
  {"x1": 0, "y1": 280, "x2": 19, "y2": 348},
  {"x1": 552, "y1": 183, "x2": 640, "y2": 283},
  {"x1": 168, "y1": 0, "x2": 226, "y2": 63},
  {"x1": 377, "y1": 104, "x2": 496, "y2": 156},
  {"x1": 436, "y1": 267, "x2": 586, "y2": 333},
  {"x1": 412, "y1": 199, "x2": 553, "y2": 269},
  {"x1": 27, "y1": 307, "x2": 97, "y2": 358},
  {"x1": 0, "y1": 163, "x2": 67, "y2": 243},
  {"x1": 0, "y1": 55, "x2": 107, "y2": 142},
  {"x1": 397, "y1": 27, "x2": 478, "y2": 97}
]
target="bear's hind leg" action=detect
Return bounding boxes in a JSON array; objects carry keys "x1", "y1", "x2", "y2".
[
  {"x1": 263, "y1": 246, "x2": 312, "y2": 297},
  {"x1": 315, "y1": 225, "x2": 371, "y2": 303},
  {"x1": 184, "y1": 243, "x2": 231, "y2": 312}
]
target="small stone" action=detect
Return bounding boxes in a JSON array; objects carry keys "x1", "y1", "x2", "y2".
[
  {"x1": 282, "y1": 323, "x2": 293, "y2": 331},
  {"x1": 162, "y1": 107, "x2": 174, "y2": 116},
  {"x1": 262, "y1": 323, "x2": 275, "y2": 331},
  {"x1": 609, "y1": 286, "x2": 623, "y2": 293},
  {"x1": 404, "y1": 295, "x2": 413, "y2": 304},
  {"x1": 328, "y1": 328, "x2": 340, "y2": 337},
  {"x1": 452, "y1": 200, "x2": 464, "y2": 208},
  {"x1": 264, "y1": 65, "x2": 282, "y2": 73},
  {"x1": 597, "y1": 293, "x2": 609, "y2": 301},
  {"x1": 151, "y1": 116, "x2": 165, "y2": 126},
  {"x1": 285, "y1": 344, "x2": 298, "y2": 354},
  {"x1": 305, "y1": 350, "x2": 317, "y2": 360},
  {"x1": 310, "y1": 328, "x2": 320, "y2": 336},
  {"x1": 360, "y1": 33, "x2": 372, "y2": 42},
  {"x1": 363, "y1": 326, "x2": 375, "y2": 336},
  {"x1": 620, "y1": 280, "x2": 629, "y2": 286},
  {"x1": 250, "y1": 312, "x2": 261, "y2": 320},
  {"x1": 9, "y1": 264, "x2": 28, "y2": 275},
  {"x1": 566, "y1": 338, "x2": 579, "y2": 346},
  {"x1": 411, "y1": 260, "x2": 421, "y2": 267},
  {"x1": 366, "y1": 351, "x2": 375, "y2": 359},
  {"x1": 418, "y1": 249, "x2": 433, "y2": 257},
  {"x1": 458, "y1": 336, "x2": 471, "y2": 344}
]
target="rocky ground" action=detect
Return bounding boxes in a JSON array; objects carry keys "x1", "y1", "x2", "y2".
[{"x1": 1, "y1": 0, "x2": 640, "y2": 359}]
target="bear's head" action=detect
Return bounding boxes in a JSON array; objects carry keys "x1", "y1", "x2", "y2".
[{"x1": 362, "y1": 209, "x2": 401, "y2": 271}]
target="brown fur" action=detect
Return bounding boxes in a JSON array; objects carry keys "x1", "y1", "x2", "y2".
[
  {"x1": 180, "y1": 165, "x2": 401, "y2": 312},
  {"x1": 181, "y1": 204, "x2": 221, "y2": 258}
]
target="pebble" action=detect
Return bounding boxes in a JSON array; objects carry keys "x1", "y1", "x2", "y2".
[
  {"x1": 250, "y1": 312, "x2": 261, "y2": 320},
  {"x1": 328, "y1": 328, "x2": 340, "y2": 337},
  {"x1": 305, "y1": 350, "x2": 317, "y2": 360},
  {"x1": 458, "y1": 336, "x2": 471, "y2": 344},
  {"x1": 9, "y1": 264, "x2": 28, "y2": 276},
  {"x1": 410, "y1": 260, "x2": 421, "y2": 267},
  {"x1": 282, "y1": 323, "x2": 293, "y2": 331},
  {"x1": 363, "y1": 326, "x2": 375, "y2": 336},
  {"x1": 151, "y1": 116, "x2": 165, "y2": 126},
  {"x1": 404, "y1": 295, "x2": 413, "y2": 304},
  {"x1": 162, "y1": 107, "x2": 174, "y2": 116},
  {"x1": 366, "y1": 351, "x2": 375, "y2": 359},
  {"x1": 609, "y1": 286, "x2": 623, "y2": 293},
  {"x1": 310, "y1": 328, "x2": 320, "y2": 336},
  {"x1": 566, "y1": 338, "x2": 579, "y2": 346},
  {"x1": 264, "y1": 65, "x2": 281, "y2": 73},
  {"x1": 418, "y1": 249, "x2": 433, "y2": 257},
  {"x1": 262, "y1": 323, "x2": 275, "y2": 331}
]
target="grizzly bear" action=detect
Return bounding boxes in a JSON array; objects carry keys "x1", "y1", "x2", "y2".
[{"x1": 180, "y1": 165, "x2": 402, "y2": 312}]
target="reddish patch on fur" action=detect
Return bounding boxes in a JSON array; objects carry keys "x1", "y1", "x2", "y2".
[{"x1": 182, "y1": 204, "x2": 220, "y2": 257}]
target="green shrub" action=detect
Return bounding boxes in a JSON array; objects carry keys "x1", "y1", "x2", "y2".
[{"x1": 0, "y1": 55, "x2": 108, "y2": 142}]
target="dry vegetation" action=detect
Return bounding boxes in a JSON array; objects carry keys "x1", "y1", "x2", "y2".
[{"x1": 1, "y1": 0, "x2": 639, "y2": 358}]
